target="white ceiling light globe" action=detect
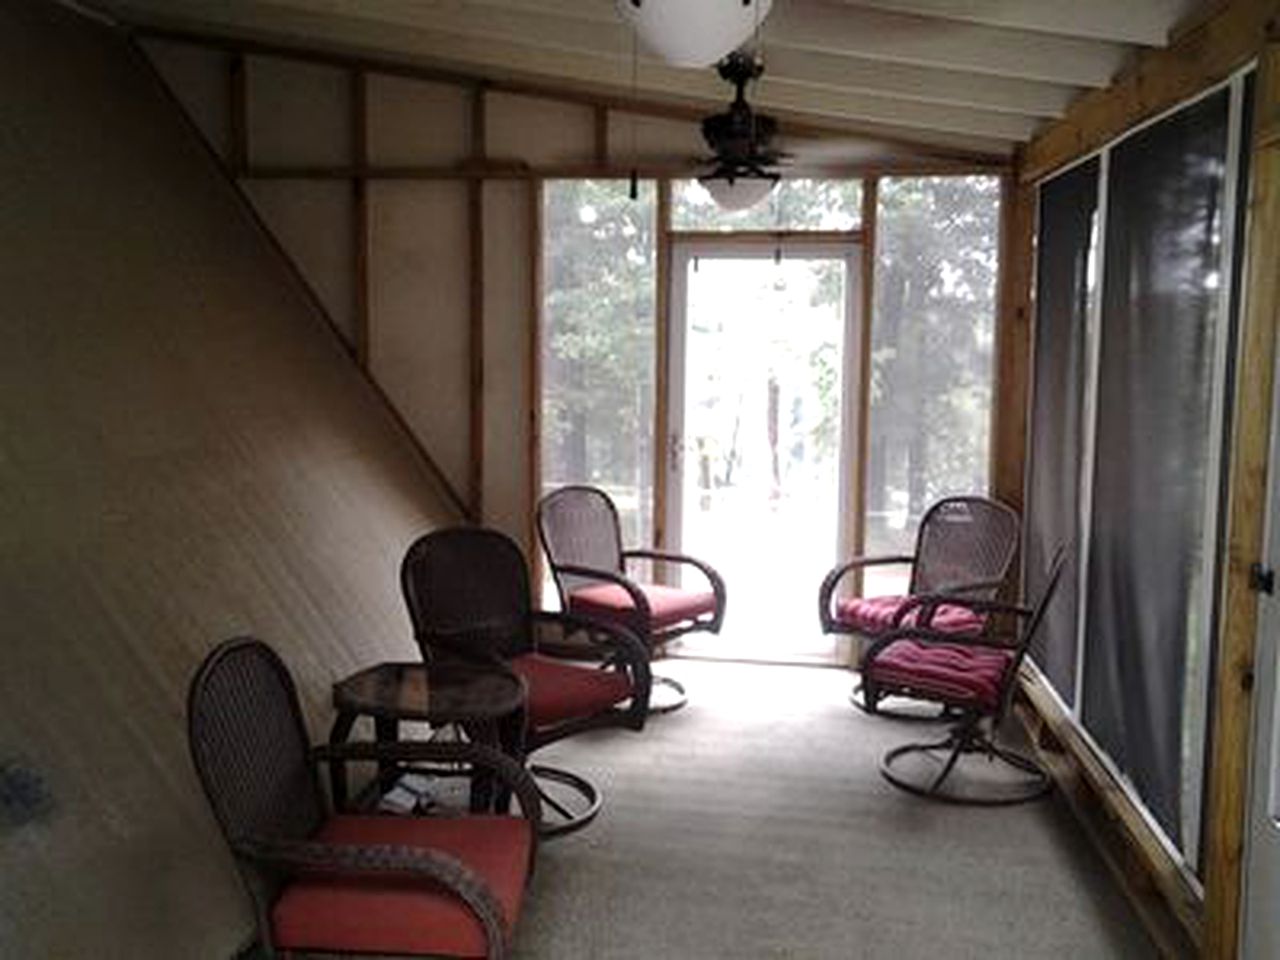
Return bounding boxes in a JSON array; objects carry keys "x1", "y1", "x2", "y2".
[
  {"x1": 700, "y1": 176, "x2": 777, "y2": 212},
  {"x1": 615, "y1": 0, "x2": 774, "y2": 68}
]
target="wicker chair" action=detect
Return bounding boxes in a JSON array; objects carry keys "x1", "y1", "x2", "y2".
[
  {"x1": 401, "y1": 526, "x2": 652, "y2": 837},
  {"x1": 818, "y1": 495, "x2": 1019, "y2": 716},
  {"x1": 870, "y1": 544, "x2": 1067, "y2": 805},
  {"x1": 187, "y1": 637, "x2": 541, "y2": 960},
  {"x1": 537, "y1": 485, "x2": 726, "y2": 712}
]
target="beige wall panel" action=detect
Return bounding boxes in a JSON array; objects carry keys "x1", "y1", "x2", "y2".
[
  {"x1": 243, "y1": 180, "x2": 356, "y2": 347},
  {"x1": 482, "y1": 181, "x2": 533, "y2": 554},
  {"x1": 486, "y1": 91, "x2": 594, "y2": 166},
  {"x1": 0, "y1": 4, "x2": 450, "y2": 957},
  {"x1": 140, "y1": 38, "x2": 231, "y2": 161},
  {"x1": 366, "y1": 73, "x2": 471, "y2": 166},
  {"x1": 367, "y1": 181, "x2": 471, "y2": 498},
  {"x1": 246, "y1": 54, "x2": 350, "y2": 166},
  {"x1": 607, "y1": 110, "x2": 705, "y2": 164}
]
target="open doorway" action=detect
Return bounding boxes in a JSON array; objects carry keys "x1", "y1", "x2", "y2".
[{"x1": 665, "y1": 242, "x2": 860, "y2": 664}]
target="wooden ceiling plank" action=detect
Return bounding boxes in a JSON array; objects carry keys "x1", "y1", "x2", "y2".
[
  {"x1": 469, "y1": 0, "x2": 1131, "y2": 87},
  {"x1": 218, "y1": 0, "x2": 1082, "y2": 119},
  {"x1": 100, "y1": 0, "x2": 1021, "y2": 153},
  {"x1": 828, "y1": 0, "x2": 1201, "y2": 47},
  {"x1": 1023, "y1": 0, "x2": 1278, "y2": 182}
]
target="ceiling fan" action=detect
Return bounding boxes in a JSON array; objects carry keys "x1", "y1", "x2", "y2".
[{"x1": 699, "y1": 50, "x2": 785, "y2": 211}]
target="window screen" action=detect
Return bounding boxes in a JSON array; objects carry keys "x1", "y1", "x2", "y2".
[
  {"x1": 1082, "y1": 89, "x2": 1231, "y2": 848},
  {"x1": 1025, "y1": 159, "x2": 1098, "y2": 705}
]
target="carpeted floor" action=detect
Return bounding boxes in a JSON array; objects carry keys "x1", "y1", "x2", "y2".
[{"x1": 513, "y1": 659, "x2": 1153, "y2": 959}]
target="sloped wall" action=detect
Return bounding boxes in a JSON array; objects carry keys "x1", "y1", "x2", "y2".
[{"x1": 0, "y1": 2, "x2": 456, "y2": 955}]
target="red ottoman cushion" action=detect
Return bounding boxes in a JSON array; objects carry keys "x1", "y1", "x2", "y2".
[
  {"x1": 272, "y1": 813, "x2": 532, "y2": 958},
  {"x1": 568, "y1": 581, "x2": 716, "y2": 630},
  {"x1": 510, "y1": 653, "x2": 632, "y2": 728},
  {"x1": 864, "y1": 639, "x2": 1012, "y2": 711},
  {"x1": 834, "y1": 594, "x2": 985, "y2": 636}
]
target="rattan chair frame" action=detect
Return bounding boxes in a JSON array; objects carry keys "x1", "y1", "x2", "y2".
[
  {"x1": 819, "y1": 495, "x2": 1019, "y2": 718},
  {"x1": 870, "y1": 545, "x2": 1068, "y2": 805},
  {"x1": 537, "y1": 485, "x2": 728, "y2": 649},
  {"x1": 187, "y1": 637, "x2": 542, "y2": 960},
  {"x1": 401, "y1": 527, "x2": 652, "y2": 835}
]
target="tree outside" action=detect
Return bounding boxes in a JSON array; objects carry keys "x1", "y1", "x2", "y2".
[
  {"x1": 541, "y1": 179, "x2": 657, "y2": 545},
  {"x1": 866, "y1": 176, "x2": 1000, "y2": 565}
]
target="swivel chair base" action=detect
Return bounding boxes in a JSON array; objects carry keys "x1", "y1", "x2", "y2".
[
  {"x1": 529, "y1": 763, "x2": 602, "y2": 838},
  {"x1": 879, "y1": 723, "x2": 1050, "y2": 806},
  {"x1": 649, "y1": 674, "x2": 688, "y2": 714}
]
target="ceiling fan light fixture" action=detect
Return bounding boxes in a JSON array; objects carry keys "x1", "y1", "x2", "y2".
[
  {"x1": 615, "y1": 0, "x2": 774, "y2": 68},
  {"x1": 698, "y1": 50, "x2": 785, "y2": 212},
  {"x1": 698, "y1": 172, "x2": 778, "y2": 212}
]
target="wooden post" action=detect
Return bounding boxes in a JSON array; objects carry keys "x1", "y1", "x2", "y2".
[
  {"x1": 850, "y1": 177, "x2": 877, "y2": 608},
  {"x1": 1204, "y1": 37, "x2": 1280, "y2": 960},
  {"x1": 351, "y1": 70, "x2": 370, "y2": 367},
  {"x1": 528, "y1": 179, "x2": 544, "y2": 578},
  {"x1": 991, "y1": 165, "x2": 1035, "y2": 517},
  {"x1": 594, "y1": 104, "x2": 609, "y2": 167},
  {"x1": 468, "y1": 84, "x2": 488, "y2": 522},
  {"x1": 229, "y1": 53, "x2": 247, "y2": 174},
  {"x1": 654, "y1": 179, "x2": 672, "y2": 557}
]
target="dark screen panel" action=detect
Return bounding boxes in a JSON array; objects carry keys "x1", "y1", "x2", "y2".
[
  {"x1": 1026, "y1": 159, "x2": 1098, "y2": 706},
  {"x1": 1083, "y1": 89, "x2": 1230, "y2": 846}
]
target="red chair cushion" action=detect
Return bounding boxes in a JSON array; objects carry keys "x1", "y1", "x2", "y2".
[
  {"x1": 834, "y1": 595, "x2": 985, "y2": 636},
  {"x1": 568, "y1": 581, "x2": 716, "y2": 631},
  {"x1": 510, "y1": 653, "x2": 632, "y2": 728},
  {"x1": 272, "y1": 813, "x2": 533, "y2": 958},
  {"x1": 864, "y1": 639, "x2": 1013, "y2": 711}
]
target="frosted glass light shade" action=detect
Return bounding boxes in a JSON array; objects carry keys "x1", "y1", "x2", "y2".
[
  {"x1": 701, "y1": 175, "x2": 777, "y2": 211},
  {"x1": 615, "y1": 0, "x2": 774, "y2": 68}
]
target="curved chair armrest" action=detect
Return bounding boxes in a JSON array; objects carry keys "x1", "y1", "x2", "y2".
[
  {"x1": 622, "y1": 550, "x2": 727, "y2": 632},
  {"x1": 904, "y1": 593, "x2": 1033, "y2": 628},
  {"x1": 888, "y1": 579, "x2": 1016, "y2": 628},
  {"x1": 234, "y1": 836, "x2": 511, "y2": 960},
  {"x1": 817, "y1": 554, "x2": 916, "y2": 633},
  {"x1": 312, "y1": 740, "x2": 542, "y2": 834},
  {"x1": 531, "y1": 611, "x2": 652, "y2": 730},
  {"x1": 548, "y1": 563, "x2": 653, "y2": 628}
]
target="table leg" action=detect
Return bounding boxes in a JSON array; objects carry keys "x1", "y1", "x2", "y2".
[
  {"x1": 328, "y1": 711, "x2": 357, "y2": 811},
  {"x1": 374, "y1": 717, "x2": 399, "y2": 792}
]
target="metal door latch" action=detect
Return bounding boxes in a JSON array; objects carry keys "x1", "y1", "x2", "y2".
[{"x1": 1250, "y1": 562, "x2": 1275, "y2": 595}]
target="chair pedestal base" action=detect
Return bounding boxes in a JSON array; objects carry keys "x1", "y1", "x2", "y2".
[
  {"x1": 529, "y1": 763, "x2": 601, "y2": 838},
  {"x1": 648, "y1": 674, "x2": 688, "y2": 714},
  {"x1": 879, "y1": 725, "x2": 1051, "y2": 806}
]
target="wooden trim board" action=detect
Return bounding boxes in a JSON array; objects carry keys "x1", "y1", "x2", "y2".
[
  {"x1": 1024, "y1": 0, "x2": 1280, "y2": 182},
  {"x1": 1204, "y1": 37, "x2": 1280, "y2": 960}
]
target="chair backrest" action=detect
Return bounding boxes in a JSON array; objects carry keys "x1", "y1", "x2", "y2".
[
  {"x1": 911, "y1": 496, "x2": 1020, "y2": 598},
  {"x1": 187, "y1": 638, "x2": 325, "y2": 847},
  {"x1": 401, "y1": 527, "x2": 534, "y2": 662},
  {"x1": 537, "y1": 485, "x2": 626, "y2": 602}
]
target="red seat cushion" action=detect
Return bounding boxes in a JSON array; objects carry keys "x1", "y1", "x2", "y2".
[
  {"x1": 864, "y1": 639, "x2": 1013, "y2": 711},
  {"x1": 510, "y1": 653, "x2": 632, "y2": 728},
  {"x1": 834, "y1": 594, "x2": 985, "y2": 636},
  {"x1": 272, "y1": 813, "x2": 533, "y2": 958},
  {"x1": 568, "y1": 581, "x2": 716, "y2": 631}
]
